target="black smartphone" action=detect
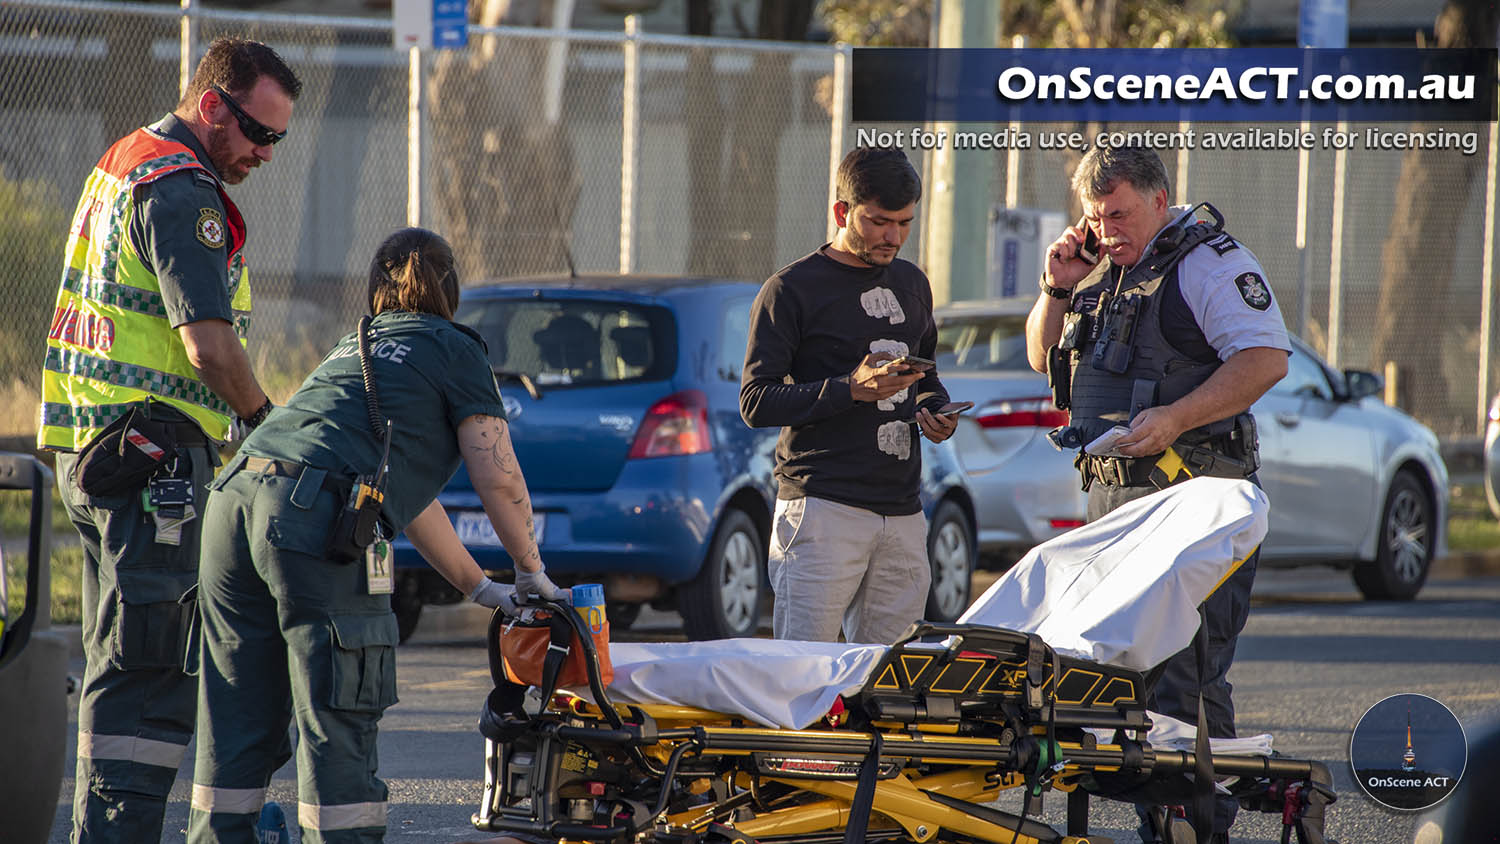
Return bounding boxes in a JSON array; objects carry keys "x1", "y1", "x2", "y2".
[
  {"x1": 892, "y1": 354, "x2": 935, "y2": 372},
  {"x1": 1075, "y1": 217, "x2": 1101, "y2": 265},
  {"x1": 937, "y1": 401, "x2": 974, "y2": 417}
]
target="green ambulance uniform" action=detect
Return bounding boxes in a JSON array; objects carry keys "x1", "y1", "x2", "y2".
[
  {"x1": 188, "y1": 310, "x2": 505, "y2": 844},
  {"x1": 45, "y1": 115, "x2": 248, "y2": 844}
]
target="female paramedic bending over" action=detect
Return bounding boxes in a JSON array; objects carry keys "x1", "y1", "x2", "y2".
[{"x1": 187, "y1": 227, "x2": 564, "y2": 844}]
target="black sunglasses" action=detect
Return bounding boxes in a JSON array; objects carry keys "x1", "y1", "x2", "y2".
[{"x1": 212, "y1": 85, "x2": 286, "y2": 146}]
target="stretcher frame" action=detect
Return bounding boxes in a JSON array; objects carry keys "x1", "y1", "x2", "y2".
[{"x1": 470, "y1": 603, "x2": 1335, "y2": 844}]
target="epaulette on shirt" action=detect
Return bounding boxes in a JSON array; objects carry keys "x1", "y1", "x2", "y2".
[
  {"x1": 1204, "y1": 233, "x2": 1238, "y2": 256},
  {"x1": 193, "y1": 170, "x2": 222, "y2": 190}
]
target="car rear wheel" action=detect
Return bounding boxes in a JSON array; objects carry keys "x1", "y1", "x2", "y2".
[
  {"x1": 680, "y1": 510, "x2": 764, "y2": 640},
  {"x1": 1353, "y1": 470, "x2": 1433, "y2": 601},
  {"x1": 925, "y1": 500, "x2": 975, "y2": 623}
]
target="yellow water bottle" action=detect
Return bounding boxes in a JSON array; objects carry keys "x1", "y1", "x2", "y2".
[{"x1": 571, "y1": 583, "x2": 606, "y2": 635}]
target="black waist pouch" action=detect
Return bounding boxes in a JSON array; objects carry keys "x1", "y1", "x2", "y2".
[{"x1": 74, "y1": 405, "x2": 180, "y2": 497}]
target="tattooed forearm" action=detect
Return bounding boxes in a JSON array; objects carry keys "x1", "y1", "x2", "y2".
[{"x1": 465, "y1": 415, "x2": 517, "y2": 473}]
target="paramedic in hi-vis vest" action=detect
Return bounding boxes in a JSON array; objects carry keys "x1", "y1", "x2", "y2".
[
  {"x1": 1024, "y1": 145, "x2": 1289, "y2": 844},
  {"x1": 37, "y1": 38, "x2": 300, "y2": 844}
]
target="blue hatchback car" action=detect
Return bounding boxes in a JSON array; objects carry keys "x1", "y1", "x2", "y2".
[{"x1": 392, "y1": 276, "x2": 978, "y2": 641}]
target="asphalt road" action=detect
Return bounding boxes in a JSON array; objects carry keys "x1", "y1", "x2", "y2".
[{"x1": 45, "y1": 566, "x2": 1500, "y2": 844}]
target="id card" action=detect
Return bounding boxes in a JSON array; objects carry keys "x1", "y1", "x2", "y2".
[{"x1": 366, "y1": 538, "x2": 394, "y2": 595}]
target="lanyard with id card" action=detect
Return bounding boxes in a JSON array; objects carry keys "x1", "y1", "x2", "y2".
[{"x1": 366, "y1": 527, "x2": 394, "y2": 595}]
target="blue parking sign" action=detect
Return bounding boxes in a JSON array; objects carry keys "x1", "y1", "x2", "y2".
[{"x1": 434, "y1": 0, "x2": 468, "y2": 49}]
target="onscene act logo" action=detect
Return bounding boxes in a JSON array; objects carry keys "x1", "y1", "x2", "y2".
[{"x1": 1350, "y1": 693, "x2": 1467, "y2": 811}]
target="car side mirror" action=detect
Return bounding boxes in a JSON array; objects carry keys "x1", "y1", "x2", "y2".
[{"x1": 1344, "y1": 369, "x2": 1384, "y2": 402}]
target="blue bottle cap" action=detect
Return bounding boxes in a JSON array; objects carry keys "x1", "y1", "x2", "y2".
[{"x1": 571, "y1": 583, "x2": 605, "y2": 607}]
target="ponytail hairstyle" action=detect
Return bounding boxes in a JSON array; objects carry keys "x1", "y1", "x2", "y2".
[{"x1": 367, "y1": 227, "x2": 460, "y2": 319}]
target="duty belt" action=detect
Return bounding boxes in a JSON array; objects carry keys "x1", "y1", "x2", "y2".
[
  {"x1": 1076, "y1": 444, "x2": 1252, "y2": 493},
  {"x1": 1076, "y1": 453, "x2": 1157, "y2": 491},
  {"x1": 242, "y1": 456, "x2": 354, "y2": 498}
]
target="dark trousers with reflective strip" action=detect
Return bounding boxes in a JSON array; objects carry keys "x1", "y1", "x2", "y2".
[
  {"x1": 57, "y1": 446, "x2": 213, "y2": 844},
  {"x1": 1087, "y1": 478, "x2": 1259, "y2": 838},
  {"x1": 189, "y1": 463, "x2": 399, "y2": 844}
]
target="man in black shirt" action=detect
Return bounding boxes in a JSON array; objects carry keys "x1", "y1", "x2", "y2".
[{"x1": 740, "y1": 147, "x2": 956, "y2": 644}]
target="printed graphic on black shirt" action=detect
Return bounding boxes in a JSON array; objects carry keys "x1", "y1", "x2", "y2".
[
  {"x1": 869, "y1": 338, "x2": 912, "y2": 412},
  {"x1": 863, "y1": 286, "x2": 915, "y2": 461},
  {"x1": 1350, "y1": 693, "x2": 1466, "y2": 811},
  {"x1": 861, "y1": 287, "x2": 906, "y2": 325}
]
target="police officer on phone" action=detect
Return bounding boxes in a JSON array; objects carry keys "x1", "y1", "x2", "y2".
[{"x1": 1024, "y1": 146, "x2": 1289, "y2": 843}]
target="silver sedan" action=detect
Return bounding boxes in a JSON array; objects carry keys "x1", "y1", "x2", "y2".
[{"x1": 935, "y1": 301, "x2": 1449, "y2": 600}]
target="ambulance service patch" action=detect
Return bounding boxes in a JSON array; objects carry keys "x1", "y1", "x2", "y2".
[
  {"x1": 1234, "y1": 272, "x2": 1271, "y2": 311},
  {"x1": 196, "y1": 208, "x2": 226, "y2": 249}
]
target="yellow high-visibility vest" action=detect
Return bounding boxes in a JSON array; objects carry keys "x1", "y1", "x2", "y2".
[{"x1": 38, "y1": 125, "x2": 251, "y2": 451}]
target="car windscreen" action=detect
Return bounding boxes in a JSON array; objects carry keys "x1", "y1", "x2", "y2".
[
  {"x1": 455, "y1": 297, "x2": 676, "y2": 387},
  {"x1": 935, "y1": 314, "x2": 1030, "y2": 371}
]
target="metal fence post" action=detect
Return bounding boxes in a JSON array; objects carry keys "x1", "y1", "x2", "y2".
[
  {"x1": 1327, "y1": 119, "x2": 1349, "y2": 369},
  {"x1": 825, "y1": 44, "x2": 849, "y2": 243},
  {"x1": 619, "y1": 14, "x2": 640, "y2": 274},
  {"x1": 179, "y1": 0, "x2": 196, "y2": 99},
  {"x1": 1175, "y1": 119, "x2": 1191, "y2": 206},
  {"x1": 1479, "y1": 116, "x2": 1498, "y2": 435},
  {"x1": 407, "y1": 45, "x2": 424, "y2": 228},
  {"x1": 1294, "y1": 119, "x2": 1312, "y2": 338}
]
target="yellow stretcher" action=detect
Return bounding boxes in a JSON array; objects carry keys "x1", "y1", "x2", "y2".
[{"x1": 469, "y1": 607, "x2": 1334, "y2": 844}]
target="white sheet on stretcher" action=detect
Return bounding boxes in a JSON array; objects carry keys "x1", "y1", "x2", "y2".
[
  {"x1": 957, "y1": 476, "x2": 1268, "y2": 672},
  {"x1": 589, "y1": 478, "x2": 1269, "y2": 739}
]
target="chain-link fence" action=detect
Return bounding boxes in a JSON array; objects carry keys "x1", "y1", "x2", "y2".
[
  {"x1": 0, "y1": 1, "x2": 842, "y2": 443},
  {"x1": 2, "y1": 1, "x2": 1495, "y2": 440}
]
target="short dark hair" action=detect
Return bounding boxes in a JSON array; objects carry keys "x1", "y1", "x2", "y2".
[
  {"x1": 835, "y1": 146, "x2": 922, "y2": 211},
  {"x1": 180, "y1": 37, "x2": 302, "y2": 111},
  {"x1": 1071, "y1": 146, "x2": 1169, "y2": 202},
  {"x1": 368, "y1": 228, "x2": 461, "y2": 320}
]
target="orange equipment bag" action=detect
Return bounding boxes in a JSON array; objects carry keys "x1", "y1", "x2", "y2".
[{"x1": 499, "y1": 609, "x2": 613, "y2": 689}]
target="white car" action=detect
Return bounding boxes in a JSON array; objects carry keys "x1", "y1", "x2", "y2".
[{"x1": 935, "y1": 300, "x2": 1449, "y2": 599}]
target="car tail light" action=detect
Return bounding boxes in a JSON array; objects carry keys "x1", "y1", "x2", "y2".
[
  {"x1": 975, "y1": 397, "x2": 1069, "y2": 429},
  {"x1": 1049, "y1": 518, "x2": 1086, "y2": 529},
  {"x1": 629, "y1": 390, "x2": 713, "y2": 458}
]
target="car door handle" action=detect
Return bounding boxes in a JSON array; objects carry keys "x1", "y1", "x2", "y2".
[{"x1": 1274, "y1": 412, "x2": 1300, "y2": 427}]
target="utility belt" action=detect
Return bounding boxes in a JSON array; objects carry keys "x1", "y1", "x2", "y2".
[
  {"x1": 239, "y1": 456, "x2": 355, "y2": 501},
  {"x1": 1074, "y1": 414, "x2": 1259, "y2": 492}
]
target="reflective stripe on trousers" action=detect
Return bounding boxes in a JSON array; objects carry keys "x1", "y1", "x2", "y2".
[
  {"x1": 191, "y1": 784, "x2": 267, "y2": 815},
  {"x1": 298, "y1": 800, "x2": 388, "y2": 831},
  {"x1": 78, "y1": 731, "x2": 188, "y2": 770}
]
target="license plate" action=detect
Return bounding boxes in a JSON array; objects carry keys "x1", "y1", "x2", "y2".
[{"x1": 454, "y1": 510, "x2": 545, "y2": 547}]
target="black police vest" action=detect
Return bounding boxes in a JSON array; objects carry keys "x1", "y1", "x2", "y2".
[{"x1": 1065, "y1": 250, "x2": 1220, "y2": 444}]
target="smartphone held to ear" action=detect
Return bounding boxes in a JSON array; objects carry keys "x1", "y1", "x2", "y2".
[{"x1": 1075, "y1": 217, "x2": 1101, "y2": 266}]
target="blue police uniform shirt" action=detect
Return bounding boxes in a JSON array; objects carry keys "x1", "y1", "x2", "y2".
[
  {"x1": 1153, "y1": 205, "x2": 1291, "y2": 360},
  {"x1": 240, "y1": 310, "x2": 506, "y2": 531}
]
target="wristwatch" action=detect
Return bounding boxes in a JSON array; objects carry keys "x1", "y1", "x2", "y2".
[
  {"x1": 240, "y1": 398, "x2": 273, "y2": 431},
  {"x1": 1039, "y1": 274, "x2": 1073, "y2": 300}
]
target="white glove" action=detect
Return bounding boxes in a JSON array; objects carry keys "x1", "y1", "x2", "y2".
[
  {"x1": 515, "y1": 566, "x2": 568, "y2": 605},
  {"x1": 468, "y1": 576, "x2": 518, "y2": 616}
]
